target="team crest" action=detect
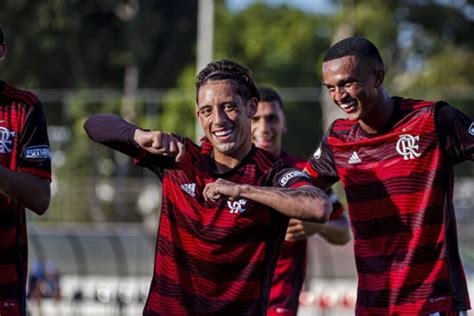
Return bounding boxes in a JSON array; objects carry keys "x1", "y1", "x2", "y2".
[
  {"x1": 396, "y1": 134, "x2": 421, "y2": 160},
  {"x1": 0, "y1": 126, "x2": 15, "y2": 154},
  {"x1": 228, "y1": 199, "x2": 247, "y2": 214}
]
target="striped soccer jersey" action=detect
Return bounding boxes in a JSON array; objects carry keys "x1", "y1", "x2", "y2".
[
  {"x1": 305, "y1": 97, "x2": 473, "y2": 315},
  {"x1": 82, "y1": 114, "x2": 313, "y2": 315},
  {"x1": 0, "y1": 81, "x2": 51, "y2": 315},
  {"x1": 267, "y1": 152, "x2": 344, "y2": 316}
]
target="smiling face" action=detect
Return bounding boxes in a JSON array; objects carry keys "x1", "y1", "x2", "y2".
[
  {"x1": 322, "y1": 55, "x2": 383, "y2": 123},
  {"x1": 196, "y1": 80, "x2": 257, "y2": 164},
  {"x1": 251, "y1": 100, "x2": 286, "y2": 156}
]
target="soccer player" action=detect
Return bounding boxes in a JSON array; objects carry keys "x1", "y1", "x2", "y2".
[
  {"x1": 0, "y1": 26, "x2": 52, "y2": 316},
  {"x1": 252, "y1": 86, "x2": 350, "y2": 316},
  {"x1": 305, "y1": 36, "x2": 474, "y2": 315},
  {"x1": 84, "y1": 59, "x2": 332, "y2": 315}
]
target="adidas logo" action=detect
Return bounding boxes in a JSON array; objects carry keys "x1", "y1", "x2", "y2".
[
  {"x1": 180, "y1": 183, "x2": 196, "y2": 197},
  {"x1": 348, "y1": 151, "x2": 361, "y2": 164}
]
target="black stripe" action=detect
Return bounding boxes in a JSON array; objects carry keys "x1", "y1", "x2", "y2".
[
  {"x1": 357, "y1": 278, "x2": 450, "y2": 308},
  {"x1": 351, "y1": 206, "x2": 444, "y2": 240},
  {"x1": 156, "y1": 237, "x2": 264, "y2": 282},
  {"x1": 149, "y1": 275, "x2": 261, "y2": 315},
  {"x1": 355, "y1": 242, "x2": 444, "y2": 274}
]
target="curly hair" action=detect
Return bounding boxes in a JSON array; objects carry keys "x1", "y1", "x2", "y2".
[{"x1": 195, "y1": 59, "x2": 260, "y2": 103}]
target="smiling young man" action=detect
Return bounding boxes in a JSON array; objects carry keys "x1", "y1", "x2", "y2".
[
  {"x1": 252, "y1": 86, "x2": 350, "y2": 316},
  {"x1": 305, "y1": 37, "x2": 474, "y2": 315},
  {"x1": 84, "y1": 60, "x2": 332, "y2": 315},
  {"x1": 0, "y1": 26, "x2": 52, "y2": 316}
]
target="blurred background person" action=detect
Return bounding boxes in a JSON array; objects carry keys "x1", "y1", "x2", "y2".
[{"x1": 252, "y1": 86, "x2": 350, "y2": 316}]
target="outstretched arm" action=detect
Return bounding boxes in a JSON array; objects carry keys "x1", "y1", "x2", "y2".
[
  {"x1": 285, "y1": 216, "x2": 350, "y2": 244},
  {"x1": 84, "y1": 114, "x2": 185, "y2": 161},
  {"x1": 0, "y1": 166, "x2": 51, "y2": 215},
  {"x1": 203, "y1": 179, "x2": 331, "y2": 222}
]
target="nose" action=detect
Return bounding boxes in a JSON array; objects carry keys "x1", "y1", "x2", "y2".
[
  {"x1": 213, "y1": 107, "x2": 227, "y2": 126},
  {"x1": 334, "y1": 86, "x2": 347, "y2": 103}
]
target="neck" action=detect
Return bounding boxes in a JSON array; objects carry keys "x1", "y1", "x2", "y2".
[
  {"x1": 359, "y1": 90, "x2": 393, "y2": 134},
  {"x1": 212, "y1": 142, "x2": 253, "y2": 173}
]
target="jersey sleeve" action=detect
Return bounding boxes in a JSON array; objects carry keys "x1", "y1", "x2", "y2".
[
  {"x1": 326, "y1": 188, "x2": 344, "y2": 220},
  {"x1": 17, "y1": 101, "x2": 52, "y2": 180},
  {"x1": 83, "y1": 114, "x2": 184, "y2": 175},
  {"x1": 435, "y1": 102, "x2": 474, "y2": 164},
  {"x1": 304, "y1": 129, "x2": 339, "y2": 184},
  {"x1": 267, "y1": 160, "x2": 313, "y2": 189}
]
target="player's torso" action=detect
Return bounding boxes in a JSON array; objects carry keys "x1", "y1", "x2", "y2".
[
  {"x1": 147, "y1": 149, "x2": 288, "y2": 315},
  {"x1": 329, "y1": 102, "x2": 444, "y2": 223}
]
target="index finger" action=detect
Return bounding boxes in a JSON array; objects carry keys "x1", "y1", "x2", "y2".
[{"x1": 175, "y1": 140, "x2": 185, "y2": 162}]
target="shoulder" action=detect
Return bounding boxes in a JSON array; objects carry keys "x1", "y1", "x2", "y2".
[
  {"x1": 280, "y1": 152, "x2": 306, "y2": 169},
  {"x1": 396, "y1": 96, "x2": 436, "y2": 113},
  {"x1": 1, "y1": 81, "x2": 41, "y2": 107}
]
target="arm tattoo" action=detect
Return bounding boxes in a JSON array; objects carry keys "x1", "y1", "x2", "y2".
[{"x1": 264, "y1": 186, "x2": 327, "y2": 199}]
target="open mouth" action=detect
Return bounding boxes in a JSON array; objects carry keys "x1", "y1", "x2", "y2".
[
  {"x1": 253, "y1": 135, "x2": 273, "y2": 149},
  {"x1": 213, "y1": 127, "x2": 234, "y2": 141},
  {"x1": 340, "y1": 100, "x2": 357, "y2": 113}
]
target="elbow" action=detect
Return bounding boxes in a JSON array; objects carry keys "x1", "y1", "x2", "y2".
[
  {"x1": 29, "y1": 185, "x2": 51, "y2": 215},
  {"x1": 30, "y1": 194, "x2": 51, "y2": 215},
  {"x1": 311, "y1": 199, "x2": 332, "y2": 223},
  {"x1": 332, "y1": 233, "x2": 351, "y2": 246}
]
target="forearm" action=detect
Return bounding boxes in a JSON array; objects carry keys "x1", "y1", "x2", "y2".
[
  {"x1": 83, "y1": 114, "x2": 140, "y2": 157},
  {"x1": 306, "y1": 216, "x2": 351, "y2": 245},
  {"x1": 238, "y1": 185, "x2": 331, "y2": 222},
  {"x1": 0, "y1": 167, "x2": 51, "y2": 214}
]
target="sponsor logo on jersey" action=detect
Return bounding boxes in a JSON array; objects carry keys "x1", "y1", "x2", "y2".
[
  {"x1": 228, "y1": 199, "x2": 247, "y2": 213},
  {"x1": 23, "y1": 145, "x2": 51, "y2": 160},
  {"x1": 396, "y1": 134, "x2": 421, "y2": 160},
  {"x1": 469, "y1": 122, "x2": 474, "y2": 136},
  {"x1": 0, "y1": 126, "x2": 15, "y2": 153},
  {"x1": 348, "y1": 151, "x2": 361, "y2": 164},
  {"x1": 313, "y1": 147, "x2": 321, "y2": 159},
  {"x1": 279, "y1": 170, "x2": 307, "y2": 187},
  {"x1": 180, "y1": 183, "x2": 196, "y2": 197}
]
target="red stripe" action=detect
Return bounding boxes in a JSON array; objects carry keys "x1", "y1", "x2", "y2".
[
  {"x1": 356, "y1": 224, "x2": 445, "y2": 258},
  {"x1": 155, "y1": 255, "x2": 262, "y2": 300}
]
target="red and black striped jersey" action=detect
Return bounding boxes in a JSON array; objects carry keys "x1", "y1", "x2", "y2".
[
  {"x1": 83, "y1": 114, "x2": 313, "y2": 315},
  {"x1": 267, "y1": 152, "x2": 344, "y2": 316},
  {"x1": 0, "y1": 81, "x2": 51, "y2": 315},
  {"x1": 305, "y1": 97, "x2": 473, "y2": 315}
]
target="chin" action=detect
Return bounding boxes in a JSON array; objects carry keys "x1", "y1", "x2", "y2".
[{"x1": 214, "y1": 142, "x2": 236, "y2": 154}]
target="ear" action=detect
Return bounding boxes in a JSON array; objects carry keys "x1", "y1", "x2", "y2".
[
  {"x1": 247, "y1": 97, "x2": 258, "y2": 118},
  {"x1": 283, "y1": 116, "x2": 288, "y2": 133},
  {"x1": 0, "y1": 43, "x2": 6, "y2": 60},
  {"x1": 373, "y1": 68, "x2": 385, "y2": 87}
]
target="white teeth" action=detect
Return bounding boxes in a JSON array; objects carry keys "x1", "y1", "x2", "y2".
[
  {"x1": 214, "y1": 128, "x2": 233, "y2": 137},
  {"x1": 341, "y1": 102, "x2": 355, "y2": 109}
]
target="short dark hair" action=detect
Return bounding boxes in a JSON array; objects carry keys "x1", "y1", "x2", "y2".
[
  {"x1": 258, "y1": 86, "x2": 283, "y2": 110},
  {"x1": 196, "y1": 59, "x2": 260, "y2": 103},
  {"x1": 323, "y1": 37, "x2": 384, "y2": 68},
  {"x1": 0, "y1": 26, "x2": 4, "y2": 44}
]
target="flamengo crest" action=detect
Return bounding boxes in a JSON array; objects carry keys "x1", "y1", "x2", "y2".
[
  {"x1": 228, "y1": 199, "x2": 247, "y2": 214},
  {"x1": 0, "y1": 126, "x2": 15, "y2": 154},
  {"x1": 396, "y1": 134, "x2": 421, "y2": 160}
]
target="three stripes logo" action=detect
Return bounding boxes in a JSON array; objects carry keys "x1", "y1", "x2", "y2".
[
  {"x1": 348, "y1": 151, "x2": 361, "y2": 164},
  {"x1": 180, "y1": 183, "x2": 196, "y2": 197}
]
